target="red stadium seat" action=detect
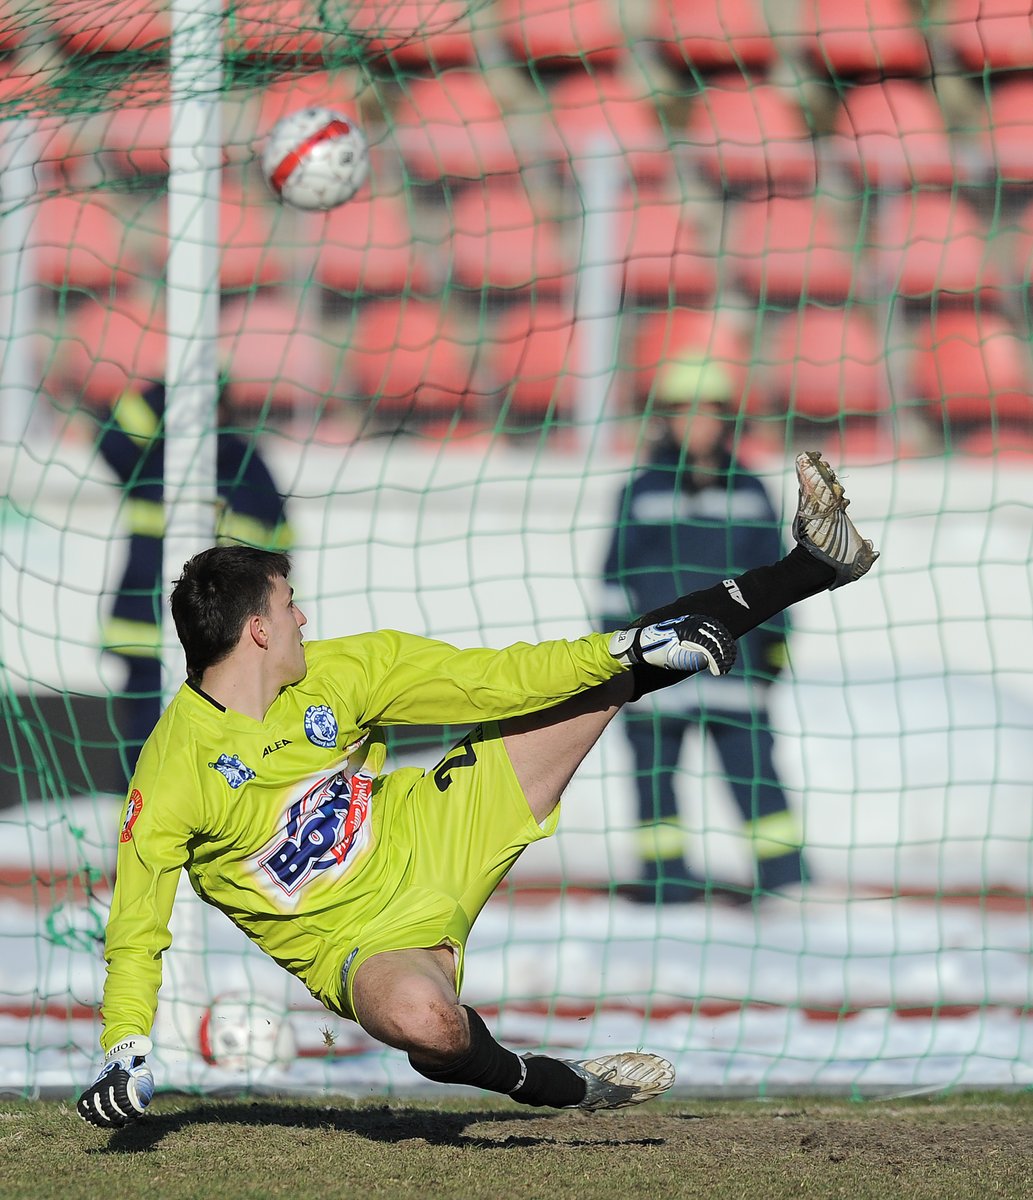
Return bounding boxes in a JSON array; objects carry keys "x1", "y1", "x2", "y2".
[
  {"x1": 759, "y1": 306, "x2": 887, "y2": 419},
  {"x1": 0, "y1": 113, "x2": 97, "y2": 188},
  {"x1": 218, "y1": 187, "x2": 291, "y2": 290},
  {"x1": 343, "y1": 298, "x2": 477, "y2": 417},
  {"x1": 983, "y1": 79, "x2": 1033, "y2": 184},
  {"x1": 724, "y1": 195, "x2": 858, "y2": 302},
  {"x1": 225, "y1": 0, "x2": 329, "y2": 61},
  {"x1": 613, "y1": 189, "x2": 717, "y2": 303},
  {"x1": 313, "y1": 191, "x2": 436, "y2": 296},
  {"x1": 872, "y1": 190, "x2": 1001, "y2": 302},
  {"x1": 798, "y1": 0, "x2": 931, "y2": 78},
  {"x1": 219, "y1": 297, "x2": 331, "y2": 414},
  {"x1": 391, "y1": 71, "x2": 523, "y2": 181},
  {"x1": 952, "y1": 426, "x2": 1033, "y2": 458},
  {"x1": 830, "y1": 80, "x2": 956, "y2": 188},
  {"x1": 497, "y1": 0, "x2": 627, "y2": 70},
  {"x1": 687, "y1": 80, "x2": 817, "y2": 194},
  {"x1": 0, "y1": 1, "x2": 27, "y2": 53},
  {"x1": 347, "y1": 1, "x2": 477, "y2": 69},
  {"x1": 942, "y1": 0, "x2": 1033, "y2": 73},
  {"x1": 652, "y1": 0, "x2": 776, "y2": 75},
  {"x1": 50, "y1": 0, "x2": 169, "y2": 55},
  {"x1": 488, "y1": 302, "x2": 578, "y2": 419},
  {"x1": 449, "y1": 179, "x2": 572, "y2": 296},
  {"x1": 43, "y1": 298, "x2": 166, "y2": 406},
  {"x1": 540, "y1": 72, "x2": 671, "y2": 185},
  {"x1": 910, "y1": 310, "x2": 1033, "y2": 424},
  {"x1": 250, "y1": 72, "x2": 361, "y2": 145},
  {"x1": 626, "y1": 307, "x2": 752, "y2": 403},
  {"x1": 28, "y1": 195, "x2": 145, "y2": 293}
]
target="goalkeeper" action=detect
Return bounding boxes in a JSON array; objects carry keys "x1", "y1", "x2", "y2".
[{"x1": 78, "y1": 451, "x2": 878, "y2": 1128}]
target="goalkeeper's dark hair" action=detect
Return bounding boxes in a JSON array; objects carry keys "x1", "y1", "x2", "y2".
[{"x1": 171, "y1": 545, "x2": 292, "y2": 682}]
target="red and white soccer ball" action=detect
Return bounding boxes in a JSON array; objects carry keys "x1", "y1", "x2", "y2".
[
  {"x1": 199, "y1": 994, "x2": 297, "y2": 1072},
  {"x1": 262, "y1": 105, "x2": 369, "y2": 211}
]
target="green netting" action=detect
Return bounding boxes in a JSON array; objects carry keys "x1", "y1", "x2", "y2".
[{"x1": 2, "y1": 0, "x2": 1033, "y2": 1098}]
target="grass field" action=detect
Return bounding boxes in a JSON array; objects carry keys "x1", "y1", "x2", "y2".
[{"x1": 3, "y1": 1093, "x2": 1032, "y2": 1200}]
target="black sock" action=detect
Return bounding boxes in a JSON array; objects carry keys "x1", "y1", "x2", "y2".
[
  {"x1": 629, "y1": 547, "x2": 836, "y2": 701},
  {"x1": 407, "y1": 1006, "x2": 587, "y2": 1108}
]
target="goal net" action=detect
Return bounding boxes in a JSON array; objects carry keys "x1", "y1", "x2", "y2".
[{"x1": 2, "y1": 0, "x2": 1033, "y2": 1098}]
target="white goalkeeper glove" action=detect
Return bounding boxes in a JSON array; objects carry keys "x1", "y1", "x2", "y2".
[
  {"x1": 609, "y1": 614, "x2": 737, "y2": 677},
  {"x1": 77, "y1": 1035, "x2": 155, "y2": 1128}
]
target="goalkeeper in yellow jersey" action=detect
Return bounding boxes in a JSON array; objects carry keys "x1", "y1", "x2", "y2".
[{"x1": 77, "y1": 452, "x2": 878, "y2": 1128}]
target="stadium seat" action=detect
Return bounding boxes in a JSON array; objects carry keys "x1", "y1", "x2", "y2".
[
  {"x1": 496, "y1": 0, "x2": 628, "y2": 71},
  {"x1": 871, "y1": 190, "x2": 1001, "y2": 304},
  {"x1": 910, "y1": 310, "x2": 1033, "y2": 425},
  {"x1": 313, "y1": 190, "x2": 436, "y2": 296},
  {"x1": 218, "y1": 187, "x2": 291, "y2": 291},
  {"x1": 225, "y1": 0, "x2": 329, "y2": 61},
  {"x1": 723, "y1": 194, "x2": 858, "y2": 303},
  {"x1": 219, "y1": 297, "x2": 331, "y2": 416},
  {"x1": 652, "y1": 0, "x2": 776, "y2": 76},
  {"x1": 0, "y1": 3, "x2": 25, "y2": 53},
  {"x1": 941, "y1": 0, "x2": 1033, "y2": 73},
  {"x1": 43, "y1": 298, "x2": 166, "y2": 407},
  {"x1": 488, "y1": 301, "x2": 578, "y2": 421},
  {"x1": 347, "y1": 1, "x2": 477, "y2": 69},
  {"x1": 759, "y1": 306, "x2": 887, "y2": 419},
  {"x1": 342, "y1": 298, "x2": 477, "y2": 418},
  {"x1": 102, "y1": 100, "x2": 176, "y2": 179},
  {"x1": 952, "y1": 426, "x2": 1033, "y2": 458},
  {"x1": 830, "y1": 80, "x2": 956, "y2": 188},
  {"x1": 626, "y1": 307, "x2": 752, "y2": 404},
  {"x1": 449, "y1": 179, "x2": 572, "y2": 297},
  {"x1": 611, "y1": 189, "x2": 717, "y2": 304},
  {"x1": 27, "y1": 195, "x2": 145, "y2": 293},
  {"x1": 798, "y1": 0, "x2": 931, "y2": 78},
  {"x1": 0, "y1": 113, "x2": 97, "y2": 188},
  {"x1": 983, "y1": 79, "x2": 1033, "y2": 184},
  {"x1": 250, "y1": 72, "x2": 361, "y2": 145},
  {"x1": 50, "y1": 0, "x2": 169, "y2": 55},
  {"x1": 687, "y1": 80, "x2": 817, "y2": 195},
  {"x1": 540, "y1": 71, "x2": 672, "y2": 185},
  {"x1": 391, "y1": 71, "x2": 523, "y2": 181}
]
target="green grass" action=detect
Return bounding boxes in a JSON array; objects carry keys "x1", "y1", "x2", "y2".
[{"x1": 2, "y1": 1093, "x2": 1033, "y2": 1200}]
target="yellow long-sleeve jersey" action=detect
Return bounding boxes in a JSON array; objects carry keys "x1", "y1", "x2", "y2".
[{"x1": 100, "y1": 629, "x2": 625, "y2": 1051}]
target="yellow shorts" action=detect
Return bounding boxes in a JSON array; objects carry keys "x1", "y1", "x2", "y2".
[{"x1": 333, "y1": 722, "x2": 558, "y2": 1019}]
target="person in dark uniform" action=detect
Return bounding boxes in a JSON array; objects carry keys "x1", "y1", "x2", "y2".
[
  {"x1": 94, "y1": 380, "x2": 292, "y2": 781},
  {"x1": 600, "y1": 356, "x2": 807, "y2": 904}
]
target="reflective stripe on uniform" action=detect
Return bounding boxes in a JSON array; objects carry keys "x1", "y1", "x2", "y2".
[
  {"x1": 746, "y1": 810, "x2": 803, "y2": 860},
  {"x1": 126, "y1": 500, "x2": 291, "y2": 553},
  {"x1": 634, "y1": 820, "x2": 686, "y2": 861},
  {"x1": 113, "y1": 389, "x2": 160, "y2": 447},
  {"x1": 101, "y1": 617, "x2": 162, "y2": 657}
]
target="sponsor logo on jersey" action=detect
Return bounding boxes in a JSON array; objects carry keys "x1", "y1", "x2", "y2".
[
  {"x1": 208, "y1": 753, "x2": 257, "y2": 788},
  {"x1": 304, "y1": 704, "x2": 338, "y2": 749},
  {"x1": 262, "y1": 739, "x2": 293, "y2": 757},
  {"x1": 120, "y1": 789, "x2": 144, "y2": 843},
  {"x1": 257, "y1": 771, "x2": 372, "y2": 897}
]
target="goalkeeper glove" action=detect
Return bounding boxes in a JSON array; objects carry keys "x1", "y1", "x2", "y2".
[
  {"x1": 77, "y1": 1035, "x2": 155, "y2": 1128},
  {"x1": 609, "y1": 614, "x2": 736, "y2": 677}
]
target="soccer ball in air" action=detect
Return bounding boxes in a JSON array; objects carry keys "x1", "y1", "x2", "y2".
[
  {"x1": 262, "y1": 105, "x2": 369, "y2": 211},
  {"x1": 199, "y1": 994, "x2": 297, "y2": 1072}
]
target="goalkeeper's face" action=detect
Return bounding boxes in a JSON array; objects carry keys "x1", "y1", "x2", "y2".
[{"x1": 264, "y1": 574, "x2": 308, "y2": 685}]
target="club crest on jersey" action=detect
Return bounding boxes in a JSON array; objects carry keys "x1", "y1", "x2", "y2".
[
  {"x1": 208, "y1": 753, "x2": 256, "y2": 788},
  {"x1": 304, "y1": 704, "x2": 338, "y2": 748}
]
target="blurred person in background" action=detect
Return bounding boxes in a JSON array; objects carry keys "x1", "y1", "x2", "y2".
[
  {"x1": 600, "y1": 356, "x2": 806, "y2": 905},
  {"x1": 91, "y1": 379, "x2": 293, "y2": 783}
]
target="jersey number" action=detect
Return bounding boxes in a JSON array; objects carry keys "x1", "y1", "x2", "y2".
[{"x1": 433, "y1": 737, "x2": 477, "y2": 792}]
